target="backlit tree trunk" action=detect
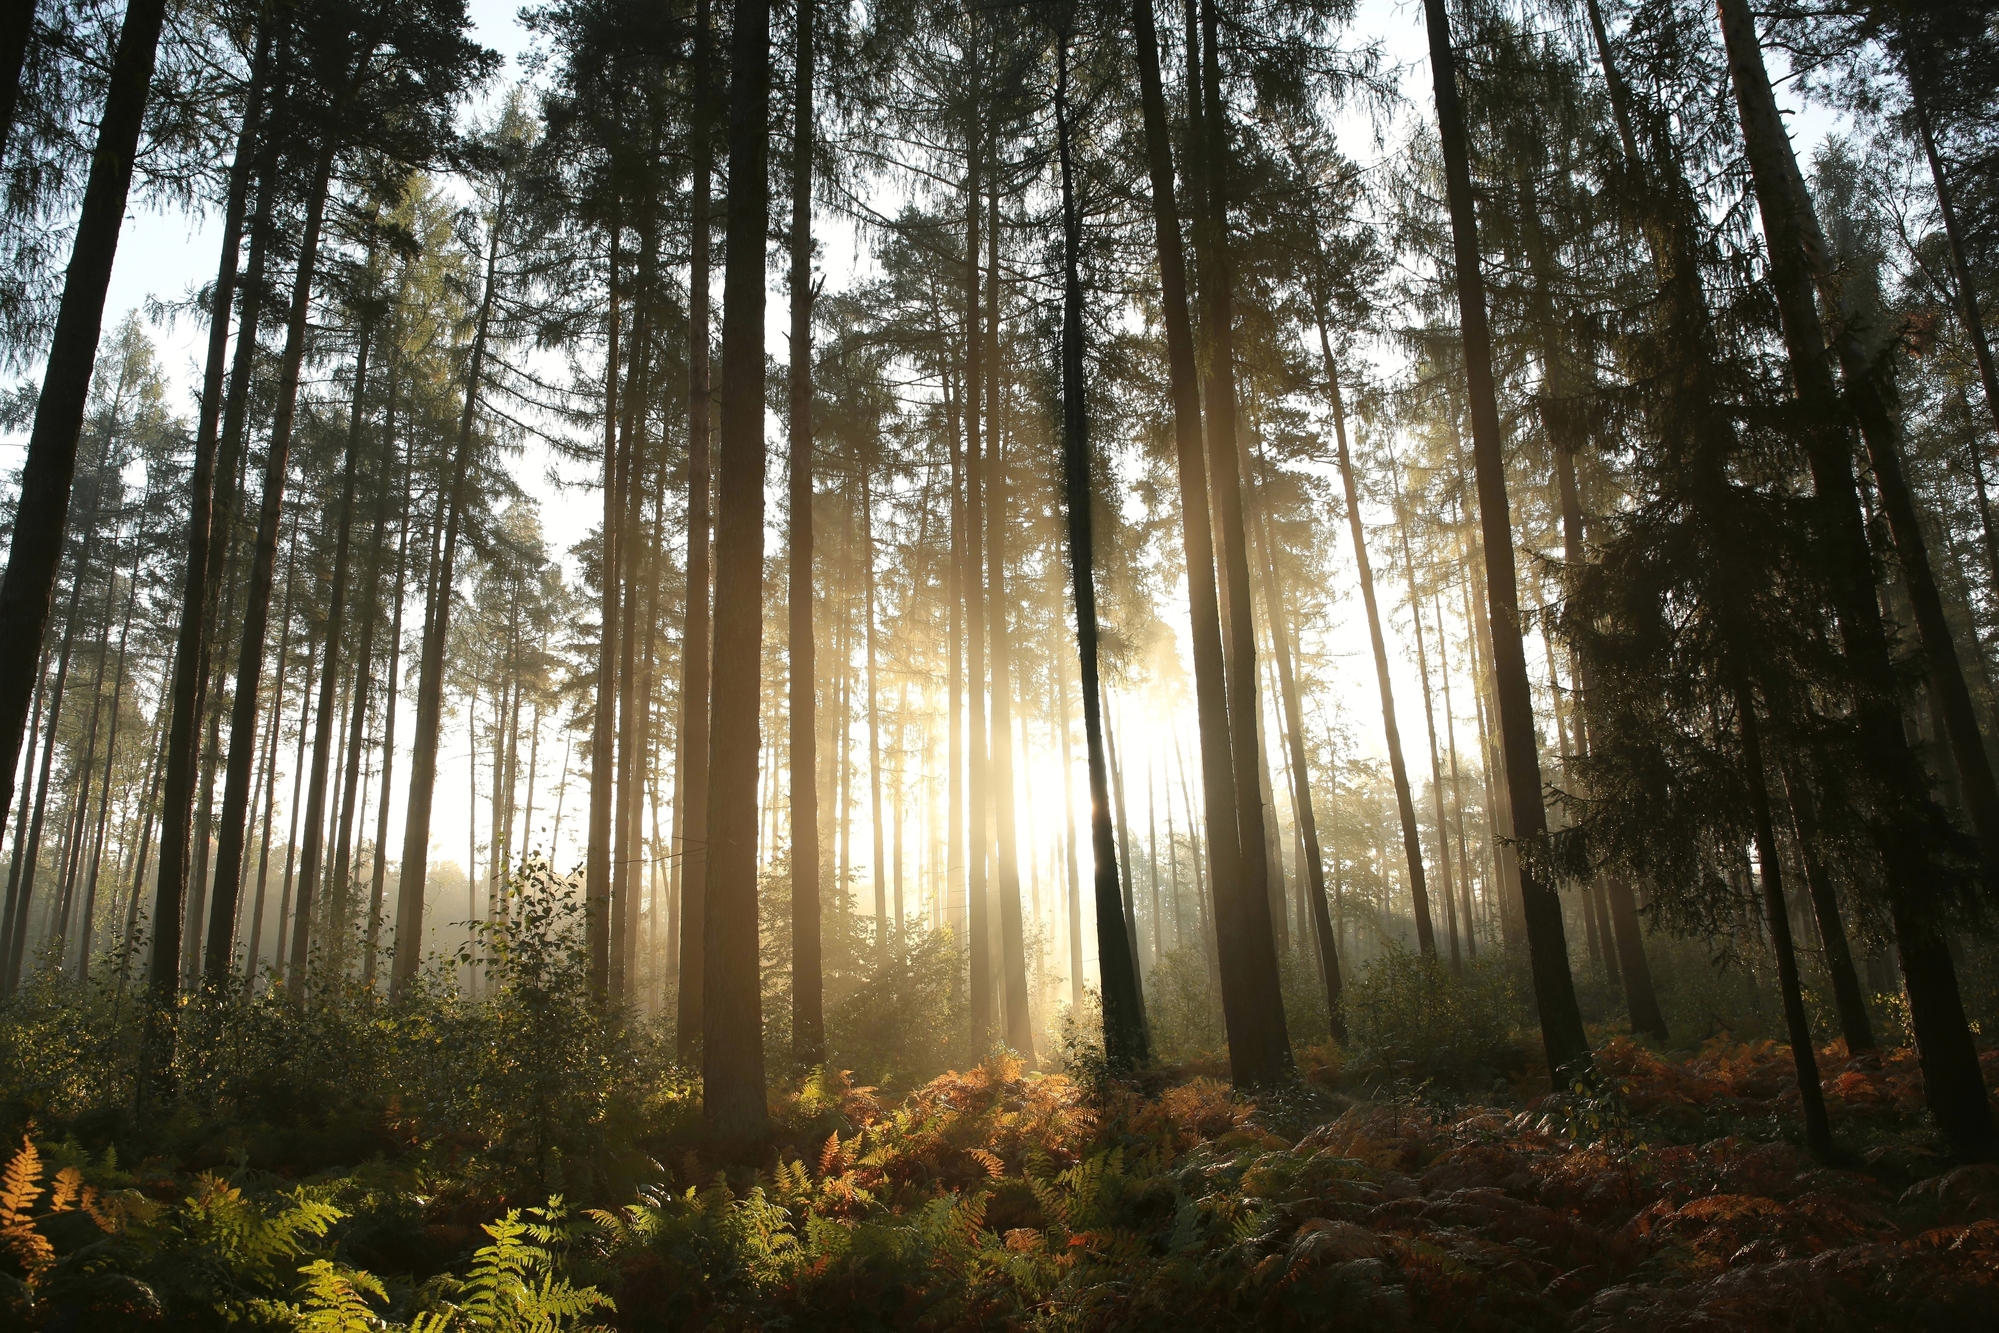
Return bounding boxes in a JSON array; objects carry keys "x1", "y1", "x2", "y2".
[
  {"x1": 1057, "y1": 29, "x2": 1146, "y2": 1073},
  {"x1": 1422, "y1": 0, "x2": 1590, "y2": 1079},
  {"x1": 702, "y1": 0, "x2": 773, "y2": 1140},
  {"x1": 787, "y1": 0, "x2": 822, "y2": 1065}
]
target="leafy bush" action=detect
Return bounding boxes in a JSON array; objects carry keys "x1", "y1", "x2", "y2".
[{"x1": 1338, "y1": 947, "x2": 1526, "y2": 1093}]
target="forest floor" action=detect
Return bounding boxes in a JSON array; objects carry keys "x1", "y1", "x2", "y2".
[{"x1": 5, "y1": 1017, "x2": 1998, "y2": 1330}]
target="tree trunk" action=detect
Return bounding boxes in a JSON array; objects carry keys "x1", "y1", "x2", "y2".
[
  {"x1": 0, "y1": 0, "x2": 171, "y2": 926},
  {"x1": 392, "y1": 180, "x2": 507, "y2": 996},
  {"x1": 245, "y1": 523, "x2": 301, "y2": 984},
  {"x1": 1779, "y1": 760, "x2": 1876, "y2": 1052},
  {"x1": 338, "y1": 360, "x2": 400, "y2": 975},
  {"x1": 286, "y1": 312, "x2": 373, "y2": 979},
  {"x1": 865, "y1": 472, "x2": 886, "y2": 938},
  {"x1": 1247, "y1": 479, "x2": 1343, "y2": 1023},
  {"x1": 75, "y1": 525, "x2": 143, "y2": 975},
  {"x1": 985, "y1": 261, "x2": 1033, "y2": 1059},
  {"x1": 1134, "y1": 0, "x2": 1282, "y2": 1082},
  {"x1": 1190, "y1": 0, "x2": 1291, "y2": 1081},
  {"x1": 786, "y1": 0, "x2": 821, "y2": 1066},
  {"x1": 587, "y1": 229, "x2": 624, "y2": 1000},
  {"x1": 701, "y1": 0, "x2": 772, "y2": 1141},
  {"x1": 1738, "y1": 686, "x2": 1835, "y2": 1158},
  {"x1": 1321, "y1": 333, "x2": 1435, "y2": 955},
  {"x1": 1716, "y1": 12, "x2": 1999, "y2": 864},
  {"x1": 1056, "y1": 30, "x2": 1146, "y2": 1072},
  {"x1": 1393, "y1": 484, "x2": 1458, "y2": 971},
  {"x1": 0, "y1": 0, "x2": 33, "y2": 164},
  {"x1": 273, "y1": 624, "x2": 317, "y2": 980},
  {"x1": 677, "y1": 24, "x2": 717, "y2": 1039},
  {"x1": 1431, "y1": 590, "x2": 1478, "y2": 960},
  {"x1": 1422, "y1": 0, "x2": 1590, "y2": 1080},
  {"x1": 1717, "y1": 0, "x2": 1994, "y2": 1152},
  {"x1": 0, "y1": 642, "x2": 52, "y2": 984},
  {"x1": 147, "y1": 25, "x2": 270, "y2": 1000},
  {"x1": 612, "y1": 287, "x2": 651, "y2": 1001},
  {"x1": 962, "y1": 59, "x2": 993, "y2": 1050},
  {"x1": 1056, "y1": 662, "x2": 1083, "y2": 1010},
  {"x1": 202, "y1": 142, "x2": 332, "y2": 986},
  {"x1": 1103, "y1": 684, "x2": 1144, "y2": 1012},
  {"x1": 362, "y1": 467, "x2": 410, "y2": 986},
  {"x1": 3, "y1": 558, "x2": 83, "y2": 993}
]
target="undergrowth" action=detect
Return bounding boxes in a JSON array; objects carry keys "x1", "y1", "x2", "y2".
[{"x1": 3, "y1": 865, "x2": 1996, "y2": 1329}]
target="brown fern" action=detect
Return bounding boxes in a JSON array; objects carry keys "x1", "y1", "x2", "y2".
[{"x1": 0, "y1": 1137, "x2": 55, "y2": 1279}]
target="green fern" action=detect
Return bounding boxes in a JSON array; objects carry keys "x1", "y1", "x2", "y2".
[
  {"x1": 442, "y1": 1201, "x2": 612, "y2": 1332},
  {"x1": 294, "y1": 1258, "x2": 389, "y2": 1333}
]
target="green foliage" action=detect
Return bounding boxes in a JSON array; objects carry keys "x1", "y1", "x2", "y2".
[
  {"x1": 290, "y1": 1260, "x2": 389, "y2": 1333},
  {"x1": 1339, "y1": 948, "x2": 1526, "y2": 1093},
  {"x1": 416, "y1": 1202, "x2": 611, "y2": 1332},
  {"x1": 822, "y1": 921, "x2": 973, "y2": 1096}
]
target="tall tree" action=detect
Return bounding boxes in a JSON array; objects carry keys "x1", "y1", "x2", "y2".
[
  {"x1": 4, "y1": 0, "x2": 172, "y2": 994},
  {"x1": 702, "y1": 0, "x2": 772, "y2": 1141},
  {"x1": 1056, "y1": 24, "x2": 1145, "y2": 1074},
  {"x1": 787, "y1": 0, "x2": 823, "y2": 1067},
  {"x1": 1421, "y1": 0, "x2": 1589, "y2": 1080},
  {"x1": 676, "y1": 0, "x2": 715, "y2": 1044}
]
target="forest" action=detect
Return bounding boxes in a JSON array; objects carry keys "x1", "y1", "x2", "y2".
[{"x1": 0, "y1": 0, "x2": 1997, "y2": 1326}]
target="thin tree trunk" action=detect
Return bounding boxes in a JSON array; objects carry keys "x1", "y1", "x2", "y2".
[
  {"x1": 145, "y1": 26, "x2": 270, "y2": 1003},
  {"x1": 1104, "y1": 686, "x2": 1144, "y2": 1000},
  {"x1": 273, "y1": 625, "x2": 317, "y2": 980},
  {"x1": 1321, "y1": 332, "x2": 1435, "y2": 955},
  {"x1": 0, "y1": 630, "x2": 51, "y2": 959},
  {"x1": 585, "y1": 227, "x2": 625, "y2": 1003},
  {"x1": 334, "y1": 350, "x2": 399, "y2": 968},
  {"x1": 1431, "y1": 589, "x2": 1478, "y2": 960},
  {"x1": 201, "y1": 142, "x2": 334, "y2": 987},
  {"x1": 612, "y1": 291, "x2": 651, "y2": 1001},
  {"x1": 1738, "y1": 686, "x2": 1835, "y2": 1158},
  {"x1": 1247, "y1": 473, "x2": 1343, "y2": 1031},
  {"x1": 1393, "y1": 489, "x2": 1458, "y2": 971},
  {"x1": 55, "y1": 574, "x2": 116, "y2": 962},
  {"x1": 1422, "y1": 0, "x2": 1590, "y2": 1079},
  {"x1": 363, "y1": 471, "x2": 410, "y2": 986},
  {"x1": 1056, "y1": 657, "x2": 1082, "y2": 1010},
  {"x1": 1779, "y1": 760, "x2": 1876, "y2": 1052},
  {"x1": 701, "y1": 0, "x2": 773, "y2": 1140},
  {"x1": 985, "y1": 303, "x2": 1033, "y2": 1059},
  {"x1": 245, "y1": 525, "x2": 300, "y2": 984},
  {"x1": 962, "y1": 58, "x2": 993, "y2": 1050},
  {"x1": 1056, "y1": 30, "x2": 1146, "y2": 1071},
  {"x1": 677, "y1": 93, "x2": 717, "y2": 1041},
  {"x1": 289, "y1": 313, "x2": 373, "y2": 977},
  {"x1": 76, "y1": 525, "x2": 143, "y2": 975},
  {"x1": 786, "y1": 0, "x2": 821, "y2": 1065},
  {"x1": 392, "y1": 175, "x2": 508, "y2": 996},
  {"x1": 10, "y1": 493, "x2": 100, "y2": 991},
  {"x1": 865, "y1": 472, "x2": 886, "y2": 938}
]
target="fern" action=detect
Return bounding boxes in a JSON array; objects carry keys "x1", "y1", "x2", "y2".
[
  {"x1": 0, "y1": 1136, "x2": 54, "y2": 1278},
  {"x1": 445, "y1": 1201, "x2": 612, "y2": 1332},
  {"x1": 294, "y1": 1258, "x2": 389, "y2": 1333}
]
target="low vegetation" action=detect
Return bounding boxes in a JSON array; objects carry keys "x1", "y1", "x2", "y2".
[{"x1": 3, "y1": 873, "x2": 1993, "y2": 1330}]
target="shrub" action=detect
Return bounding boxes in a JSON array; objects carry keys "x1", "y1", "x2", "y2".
[{"x1": 1338, "y1": 947, "x2": 1526, "y2": 1093}]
